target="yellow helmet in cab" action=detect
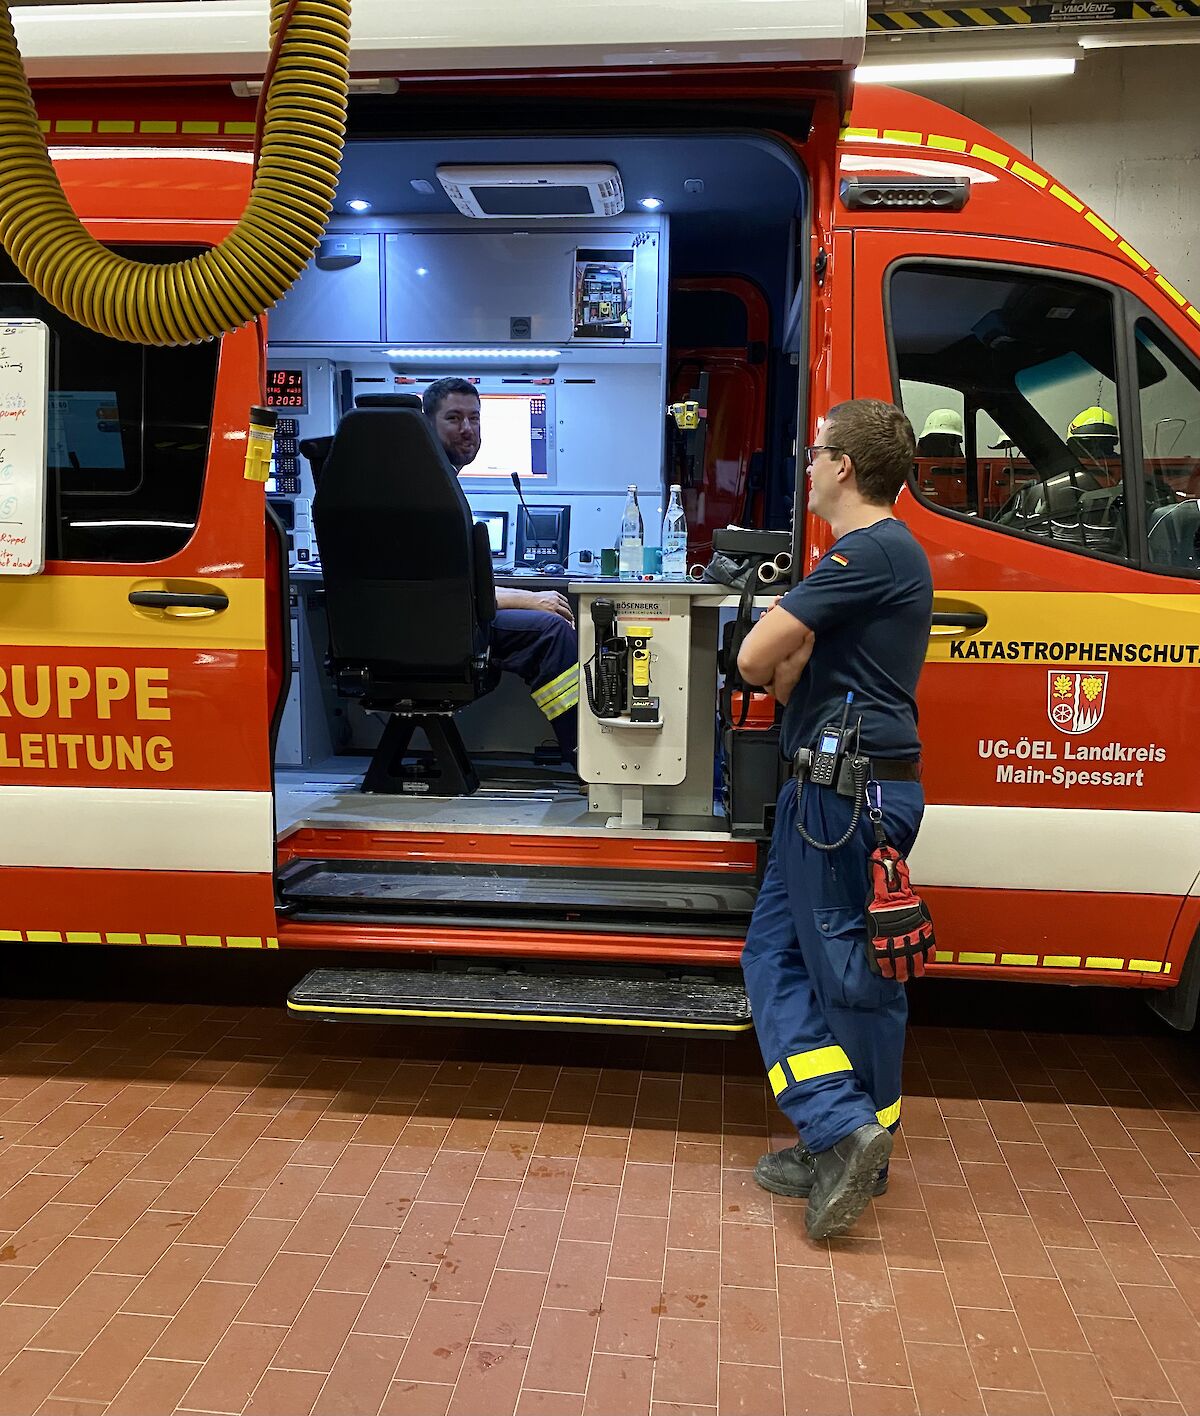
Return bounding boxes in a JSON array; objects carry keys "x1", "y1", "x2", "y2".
[{"x1": 1067, "y1": 406, "x2": 1117, "y2": 441}]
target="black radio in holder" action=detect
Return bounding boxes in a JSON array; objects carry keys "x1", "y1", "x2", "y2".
[{"x1": 584, "y1": 598, "x2": 628, "y2": 719}]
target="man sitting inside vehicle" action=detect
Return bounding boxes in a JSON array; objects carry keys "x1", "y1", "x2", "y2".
[{"x1": 423, "y1": 377, "x2": 579, "y2": 765}]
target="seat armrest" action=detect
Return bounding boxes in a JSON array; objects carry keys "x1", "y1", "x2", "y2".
[{"x1": 472, "y1": 521, "x2": 497, "y2": 629}]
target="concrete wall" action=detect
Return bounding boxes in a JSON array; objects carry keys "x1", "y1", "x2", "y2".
[{"x1": 896, "y1": 45, "x2": 1199, "y2": 297}]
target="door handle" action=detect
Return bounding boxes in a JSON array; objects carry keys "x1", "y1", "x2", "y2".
[
  {"x1": 931, "y1": 610, "x2": 987, "y2": 630},
  {"x1": 128, "y1": 589, "x2": 230, "y2": 617}
]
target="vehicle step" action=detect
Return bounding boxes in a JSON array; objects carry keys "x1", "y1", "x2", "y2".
[
  {"x1": 287, "y1": 965, "x2": 753, "y2": 1037},
  {"x1": 277, "y1": 858, "x2": 756, "y2": 934}
]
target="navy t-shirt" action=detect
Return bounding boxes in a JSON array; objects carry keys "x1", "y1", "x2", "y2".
[{"x1": 777, "y1": 519, "x2": 933, "y2": 761}]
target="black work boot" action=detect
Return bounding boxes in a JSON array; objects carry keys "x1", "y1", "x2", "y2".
[
  {"x1": 754, "y1": 1143, "x2": 889, "y2": 1200},
  {"x1": 805, "y1": 1123, "x2": 893, "y2": 1240}
]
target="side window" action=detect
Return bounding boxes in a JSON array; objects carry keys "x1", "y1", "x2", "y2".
[
  {"x1": 902, "y1": 381, "x2": 967, "y2": 510},
  {"x1": 891, "y1": 264, "x2": 1129, "y2": 563},
  {"x1": 1136, "y1": 320, "x2": 1200, "y2": 575},
  {"x1": 0, "y1": 247, "x2": 218, "y2": 564}
]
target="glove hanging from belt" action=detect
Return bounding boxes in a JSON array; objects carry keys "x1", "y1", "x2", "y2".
[{"x1": 865, "y1": 816, "x2": 935, "y2": 983}]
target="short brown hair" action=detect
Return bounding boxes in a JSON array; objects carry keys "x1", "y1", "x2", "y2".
[
  {"x1": 422, "y1": 377, "x2": 479, "y2": 419},
  {"x1": 824, "y1": 399, "x2": 915, "y2": 506}
]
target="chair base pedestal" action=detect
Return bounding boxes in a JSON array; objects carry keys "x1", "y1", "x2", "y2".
[{"x1": 362, "y1": 713, "x2": 480, "y2": 797}]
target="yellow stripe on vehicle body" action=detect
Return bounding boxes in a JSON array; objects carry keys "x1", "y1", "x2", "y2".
[
  {"x1": 0, "y1": 575, "x2": 265, "y2": 651},
  {"x1": 839, "y1": 123, "x2": 1200, "y2": 320},
  {"x1": 946, "y1": 952, "x2": 1169, "y2": 975},
  {"x1": 9, "y1": 930, "x2": 277, "y2": 948},
  {"x1": 286, "y1": 1001, "x2": 752, "y2": 1031},
  {"x1": 926, "y1": 591, "x2": 1200, "y2": 664}
]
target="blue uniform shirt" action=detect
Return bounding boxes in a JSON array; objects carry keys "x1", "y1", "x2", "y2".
[{"x1": 777, "y1": 519, "x2": 933, "y2": 761}]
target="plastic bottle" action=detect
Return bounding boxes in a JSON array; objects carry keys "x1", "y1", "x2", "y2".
[
  {"x1": 661, "y1": 484, "x2": 687, "y2": 580},
  {"x1": 619, "y1": 484, "x2": 644, "y2": 579}
]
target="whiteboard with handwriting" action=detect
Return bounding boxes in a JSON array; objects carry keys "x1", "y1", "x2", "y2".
[{"x1": 0, "y1": 318, "x2": 49, "y2": 576}]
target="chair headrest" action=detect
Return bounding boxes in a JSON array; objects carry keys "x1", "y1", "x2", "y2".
[
  {"x1": 299, "y1": 435, "x2": 335, "y2": 483},
  {"x1": 354, "y1": 393, "x2": 424, "y2": 410}
]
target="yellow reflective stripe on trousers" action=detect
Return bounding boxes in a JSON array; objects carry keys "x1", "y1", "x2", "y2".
[
  {"x1": 787, "y1": 1045, "x2": 853, "y2": 1084},
  {"x1": 532, "y1": 666, "x2": 580, "y2": 720},
  {"x1": 540, "y1": 685, "x2": 579, "y2": 720},
  {"x1": 532, "y1": 665, "x2": 578, "y2": 706},
  {"x1": 876, "y1": 1098, "x2": 902, "y2": 1128},
  {"x1": 768, "y1": 1063, "x2": 789, "y2": 1097}
]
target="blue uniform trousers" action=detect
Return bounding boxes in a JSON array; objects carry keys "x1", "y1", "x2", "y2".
[
  {"x1": 491, "y1": 609, "x2": 579, "y2": 759},
  {"x1": 741, "y1": 775, "x2": 924, "y2": 1154}
]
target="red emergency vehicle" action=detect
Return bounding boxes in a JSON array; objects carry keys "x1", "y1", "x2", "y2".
[{"x1": 1, "y1": 2, "x2": 1199, "y2": 1039}]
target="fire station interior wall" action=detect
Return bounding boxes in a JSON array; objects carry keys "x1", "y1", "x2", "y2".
[{"x1": 903, "y1": 44, "x2": 1200, "y2": 300}]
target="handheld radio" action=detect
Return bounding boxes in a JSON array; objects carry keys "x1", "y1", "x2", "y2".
[
  {"x1": 809, "y1": 692, "x2": 855, "y2": 787},
  {"x1": 584, "y1": 598, "x2": 628, "y2": 718}
]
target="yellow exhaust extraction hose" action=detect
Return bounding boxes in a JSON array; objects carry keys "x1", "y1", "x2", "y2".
[{"x1": 0, "y1": 0, "x2": 351, "y2": 346}]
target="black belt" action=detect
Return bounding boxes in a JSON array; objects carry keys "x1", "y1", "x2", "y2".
[
  {"x1": 864, "y1": 758, "x2": 922, "y2": 782},
  {"x1": 793, "y1": 755, "x2": 922, "y2": 787}
]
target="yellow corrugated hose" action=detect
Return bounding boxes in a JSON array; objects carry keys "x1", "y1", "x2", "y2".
[{"x1": 0, "y1": 0, "x2": 351, "y2": 346}]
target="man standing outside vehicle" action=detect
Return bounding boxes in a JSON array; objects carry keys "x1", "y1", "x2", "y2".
[
  {"x1": 737, "y1": 399, "x2": 933, "y2": 1240},
  {"x1": 423, "y1": 377, "x2": 579, "y2": 764}
]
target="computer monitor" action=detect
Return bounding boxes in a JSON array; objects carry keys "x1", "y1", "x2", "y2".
[
  {"x1": 464, "y1": 391, "x2": 553, "y2": 481},
  {"x1": 476, "y1": 510, "x2": 509, "y2": 559},
  {"x1": 514, "y1": 504, "x2": 570, "y2": 569}
]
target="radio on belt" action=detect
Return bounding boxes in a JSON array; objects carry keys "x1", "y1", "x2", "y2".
[{"x1": 806, "y1": 692, "x2": 855, "y2": 787}]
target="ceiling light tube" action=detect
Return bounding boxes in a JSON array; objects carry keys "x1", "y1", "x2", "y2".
[
  {"x1": 1078, "y1": 32, "x2": 1200, "y2": 47},
  {"x1": 857, "y1": 55, "x2": 1076, "y2": 84},
  {"x1": 385, "y1": 348, "x2": 562, "y2": 359}
]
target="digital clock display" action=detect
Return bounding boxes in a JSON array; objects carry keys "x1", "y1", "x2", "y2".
[{"x1": 265, "y1": 368, "x2": 306, "y2": 409}]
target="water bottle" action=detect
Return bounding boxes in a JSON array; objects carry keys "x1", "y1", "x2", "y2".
[
  {"x1": 618, "y1": 484, "x2": 644, "y2": 579},
  {"x1": 661, "y1": 483, "x2": 687, "y2": 580}
]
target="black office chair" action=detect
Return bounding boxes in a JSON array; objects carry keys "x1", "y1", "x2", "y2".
[
  {"x1": 298, "y1": 436, "x2": 332, "y2": 484},
  {"x1": 311, "y1": 398, "x2": 500, "y2": 796}
]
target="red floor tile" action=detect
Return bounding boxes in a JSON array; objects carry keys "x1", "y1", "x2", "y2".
[{"x1": 8, "y1": 1002, "x2": 1200, "y2": 1416}]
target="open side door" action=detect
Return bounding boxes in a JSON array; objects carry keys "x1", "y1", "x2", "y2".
[{"x1": 0, "y1": 250, "x2": 279, "y2": 952}]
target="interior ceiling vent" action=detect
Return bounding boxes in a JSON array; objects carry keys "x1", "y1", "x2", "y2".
[{"x1": 436, "y1": 164, "x2": 625, "y2": 220}]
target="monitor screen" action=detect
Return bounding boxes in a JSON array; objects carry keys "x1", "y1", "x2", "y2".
[
  {"x1": 468, "y1": 392, "x2": 550, "y2": 480},
  {"x1": 514, "y1": 504, "x2": 570, "y2": 568},
  {"x1": 476, "y1": 511, "x2": 508, "y2": 558}
]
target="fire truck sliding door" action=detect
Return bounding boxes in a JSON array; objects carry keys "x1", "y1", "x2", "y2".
[{"x1": 0, "y1": 284, "x2": 279, "y2": 952}]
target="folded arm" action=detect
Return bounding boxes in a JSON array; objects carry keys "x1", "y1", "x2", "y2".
[{"x1": 737, "y1": 603, "x2": 815, "y2": 705}]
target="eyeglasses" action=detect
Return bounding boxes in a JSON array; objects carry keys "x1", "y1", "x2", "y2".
[{"x1": 804, "y1": 444, "x2": 845, "y2": 465}]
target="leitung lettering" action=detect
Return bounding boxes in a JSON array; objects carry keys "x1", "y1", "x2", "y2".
[
  {"x1": 950, "y1": 640, "x2": 1200, "y2": 664},
  {"x1": 0, "y1": 733, "x2": 173, "y2": 772},
  {"x1": 0, "y1": 665, "x2": 175, "y2": 774}
]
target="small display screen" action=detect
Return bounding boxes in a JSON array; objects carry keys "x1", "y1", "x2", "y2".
[
  {"x1": 477, "y1": 512, "x2": 508, "y2": 557},
  {"x1": 265, "y1": 368, "x2": 306, "y2": 409},
  {"x1": 819, "y1": 731, "x2": 840, "y2": 755},
  {"x1": 47, "y1": 391, "x2": 125, "y2": 471}
]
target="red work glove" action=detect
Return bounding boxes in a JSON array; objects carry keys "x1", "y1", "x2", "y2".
[{"x1": 865, "y1": 845, "x2": 936, "y2": 983}]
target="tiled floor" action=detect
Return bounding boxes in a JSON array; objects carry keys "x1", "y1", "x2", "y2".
[{"x1": 3, "y1": 991, "x2": 1200, "y2": 1416}]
